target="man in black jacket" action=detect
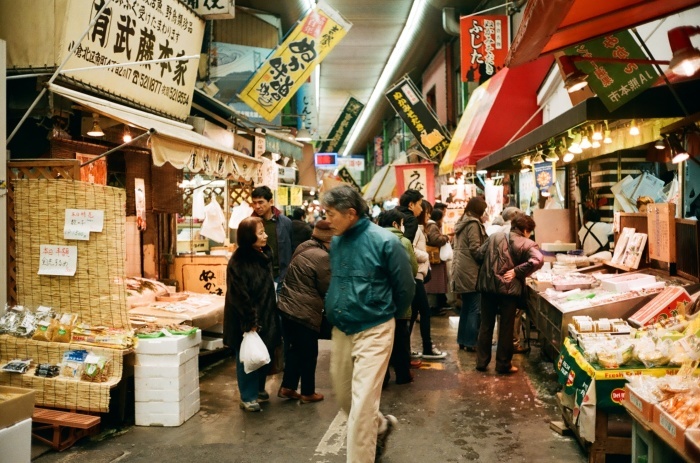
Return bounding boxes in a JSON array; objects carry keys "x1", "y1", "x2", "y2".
[
  {"x1": 396, "y1": 189, "x2": 423, "y2": 242},
  {"x1": 290, "y1": 207, "x2": 313, "y2": 253}
]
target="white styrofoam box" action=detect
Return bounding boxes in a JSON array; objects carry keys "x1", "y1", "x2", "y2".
[
  {"x1": 448, "y1": 316, "x2": 459, "y2": 329},
  {"x1": 134, "y1": 363, "x2": 187, "y2": 379},
  {"x1": 0, "y1": 418, "x2": 31, "y2": 463},
  {"x1": 135, "y1": 376, "x2": 199, "y2": 402},
  {"x1": 185, "y1": 357, "x2": 198, "y2": 378},
  {"x1": 135, "y1": 411, "x2": 185, "y2": 427},
  {"x1": 135, "y1": 375, "x2": 188, "y2": 391},
  {"x1": 186, "y1": 398, "x2": 200, "y2": 420},
  {"x1": 600, "y1": 273, "x2": 656, "y2": 293},
  {"x1": 135, "y1": 330, "x2": 202, "y2": 355},
  {"x1": 136, "y1": 398, "x2": 188, "y2": 417},
  {"x1": 135, "y1": 345, "x2": 200, "y2": 367},
  {"x1": 200, "y1": 336, "x2": 224, "y2": 350}
]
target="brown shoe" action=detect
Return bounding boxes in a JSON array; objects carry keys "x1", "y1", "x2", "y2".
[
  {"x1": 410, "y1": 359, "x2": 422, "y2": 368},
  {"x1": 300, "y1": 392, "x2": 324, "y2": 404},
  {"x1": 496, "y1": 366, "x2": 519, "y2": 374},
  {"x1": 278, "y1": 387, "x2": 301, "y2": 400}
]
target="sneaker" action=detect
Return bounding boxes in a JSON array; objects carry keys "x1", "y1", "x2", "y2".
[
  {"x1": 410, "y1": 351, "x2": 422, "y2": 358},
  {"x1": 239, "y1": 401, "x2": 261, "y2": 412},
  {"x1": 257, "y1": 391, "x2": 270, "y2": 402},
  {"x1": 277, "y1": 387, "x2": 301, "y2": 400},
  {"x1": 422, "y1": 346, "x2": 447, "y2": 360},
  {"x1": 300, "y1": 392, "x2": 324, "y2": 404},
  {"x1": 375, "y1": 414, "x2": 398, "y2": 462}
]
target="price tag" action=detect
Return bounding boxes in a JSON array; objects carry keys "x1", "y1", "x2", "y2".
[{"x1": 38, "y1": 245, "x2": 77, "y2": 276}]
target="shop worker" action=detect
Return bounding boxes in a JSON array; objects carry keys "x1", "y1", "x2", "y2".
[
  {"x1": 250, "y1": 185, "x2": 293, "y2": 283},
  {"x1": 578, "y1": 209, "x2": 613, "y2": 256},
  {"x1": 322, "y1": 185, "x2": 415, "y2": 463},
  {"x1": 396, "y1": 189, "x2": 423, "y2": 242}
]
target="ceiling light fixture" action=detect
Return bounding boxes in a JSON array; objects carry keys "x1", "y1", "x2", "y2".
[
  {"x1": 655, "y1": 138, "x2": 666, "y2": 150},
  {"x1": 559, "y1": 55, "x2": 589, "y2": 93},
  {"x1": 668, "y1": 26, "x2": 700, "y2": 77},
  {"x1": 592, "y1": 125, "x2": 603, "y2": 141},
  {"x1": 295, "y1": 127, "x2": 313, "y2": 142},
  {"x1": 592, "y1": 139, "x2": 601, "y2": 149},
  {"x1": 342, "y1": 0, "x2": 431, "y2": 155},
  {"x1": 580, "y1": 135, "x2": 592, "y2": 149},
  {"x1": 122, "y1": 125, "x2": 132, "y2": 143},
  {"x1": 522, "y1": 155, "x2": 532, "y2": 166},
  {"x1": 545, "y1": 147, "x2": 559, "y2": 162},
  {"x1": 630, "y1": 120, "x2": 640, "y2": 136},
  {"x1": 603, "y1": 130, "x2": 613, "y2": 144},
  {"x1": 670, "y1": 133, "x2": 690, "y2": 164},
  {"x1": 563, "y1": 152, "x2": 575, "y2": 163},
  {"x1": 86, "y1": 113, "x2": 104, "y2": 137}
]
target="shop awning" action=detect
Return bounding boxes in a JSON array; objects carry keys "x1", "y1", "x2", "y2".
[
  {"x1": 362, "y1": 155, "x2": 408, "y2": 204},
  {"x1": 439, "y1": 56, "x2": 554, "y2": 175},
  {"x1": 507, "y1": 0, "x2": 700, "y2": 67},
  {"x1": 49, "y1": 84, "x2": 261, "y2": 180},
  {"x1": 476, "y1": 78, "x2": 700, "y2": 171}
]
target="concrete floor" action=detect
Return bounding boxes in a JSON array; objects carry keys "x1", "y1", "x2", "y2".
[{"x1": 32, "y1": 315, "x2": 587, "y2": 463}]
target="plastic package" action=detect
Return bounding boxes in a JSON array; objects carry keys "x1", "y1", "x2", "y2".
[
  {"x1": 34, "y1": 363, "x2": 60, "y2": 378},
  {"x1": 60, "y1": 349, "x2": 89, "y2": 380},
  {"x1": 1, "y1": 358, "x2": 32, "y2": 373},
  {"x1": 81, "y1": 353, "x2": 110, "y2": 382}
]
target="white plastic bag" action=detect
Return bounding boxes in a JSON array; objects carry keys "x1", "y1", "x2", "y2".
[
  {"x1": 239, "y1": 331, "x2": 270, "y2": 374},
  {"x1": 439, "y1": 241, "x2": 453, "y2": 261}
]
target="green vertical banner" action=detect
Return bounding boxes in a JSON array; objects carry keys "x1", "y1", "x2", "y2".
[
  {"x1": 317, "y1": 97, "x2": 364, "y2": 153},
  {"x1": 565, "y1": 30, "x2": 659, "y2": 112}
]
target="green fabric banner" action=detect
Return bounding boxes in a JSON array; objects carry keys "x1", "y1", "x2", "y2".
[{"x1": 317, "y1": 97, "x2": 364, "y2": 154}]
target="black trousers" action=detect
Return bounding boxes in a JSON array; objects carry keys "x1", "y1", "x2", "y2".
[
  {"x1": 409, "y1": 279, "x2": 432, "y2": 353},
  {"x1": 386, "y1": 319, "x2": 412, "y2": 384},
  {"x1": 476, "y1": 293, "x2": 517, "y2": 372},
  {"x1": 280, "y1": 316, "x2": 319, "y2": 396}
]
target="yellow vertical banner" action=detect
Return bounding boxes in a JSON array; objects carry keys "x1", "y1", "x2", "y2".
[
  {"x1": 290, "y1": 187, "x2": 303, "y2": 206},
  {"x1": 277, "y1": 186, "x2": 290, "y2": 206},
  {"x1": 238, "y1": 0, "x2": 352, "y2": 121}
]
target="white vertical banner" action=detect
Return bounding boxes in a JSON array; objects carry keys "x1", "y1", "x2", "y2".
[
  {"x1": 0, "y1": 39, "x2": 7, "y2": 305},
  {"x1": 135, "y1": 178, "x2": 147, "y2": 231}
]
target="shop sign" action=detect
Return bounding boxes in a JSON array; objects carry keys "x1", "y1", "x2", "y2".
[
  {"x1": 374, "y1": 136, "x2": 384, "y2": 167},
  {"x1": 317, "y1": 97, "x2": 364, "y2": 154},
  {"x1": 62, "y1": 0, "x2": 205, "y2": 120},
  {"x1": 294, "y1": 81, "x2": 318, "y2": 134},
  {"x1": 265, "y1": 134, "x2": 303, "y2": 160},
  {"x1": 338, "y1": 156, "x2": 364, "y2": 171},
  {"x1": 278, "y1": 166, "x2": 296, "y2": 183},
  {"x1": 336, "y1": 166, "x2": 360, "y2": 192},
  {"x1": 290, "y1": 186, "x2": 303, "y2": 205},
  {"x1": 395, "y1": 163, "x2": 435, "y2": 203},
  {"x1": 565, "y1": 30, "x2": 659, "y2": 112},
  {"x1": 185, "y1": 0, "x2": 235, "y2": 20},
  {"x1": 460, "y1": 15, "x2": 509, "y2": 84},
  {"x1": 239, "y1": 0, "x2": 352, "y2": 121},
  {"x1": 440, "y1": 184, "x2": 477, "y2": 234},
  {"x1": 257, "y1": 158, "x2": 279, "y2": 191},
  {"x1": 385, "y1": 76, "x2": 451, "y2": 159},
  {"x1": 277, "y1": 186, "x2": 289, "y2": 206},
  {"x1": 38, "y1": 245, "x2": 77, "y2": 277},
  {"x1": 534, "y1": 162, "x2": 554, "y2": 194}
]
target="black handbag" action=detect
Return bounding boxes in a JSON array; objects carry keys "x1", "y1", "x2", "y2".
[{"x1": 423, "y1": 267, "x2": 432, "y2": 284}]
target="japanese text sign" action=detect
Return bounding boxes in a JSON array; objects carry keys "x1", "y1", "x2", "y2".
[
  {"x1": 64, "y1": 209, "x2": 105, "y2": 241},
  {"x1": 336, "y1": 166, "x2": 361, "y2": 192},
  {"x1": 62, "y1": 0, "x2": 205, "y2": 120},
  {"x1": 374, "y1": 136, "x2": 384, "y2": 167},
  {"x1": 565, "y1": 31, "x2": 659, "y2": 112},
  {"x1": 395, "y1": 163, "x2": 435, "y2": 203},
  {"x1": 385, "y1": 76, "x2": 451, "y2": 159},
  {"x1": 39, "y1": 245, "x2": 78, "y2": 277},
  {"x1": 290, "y1": 186, "x2": 303, "y2": 205},
  {"x1": 277, "y1": 186, "x2": 289, "y2": 206},
  {"x1": 460, "y1": 15, "x2": 509, "y2": 83},
  {"x1": 239, "y1": 1, "x2": 352, "y2": 121},
  {"x1": 338, "y1": 157, "x2": 365, "y2": 171},
  {"x1": 317, "y1": 97, "x2": 364, "y2": 153},
  {"x1": 185, "y1": 0, "x2": 235, "y2": 20}
]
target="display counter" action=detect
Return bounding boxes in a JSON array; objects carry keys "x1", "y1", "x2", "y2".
[{"x1": 128, "y1": 293, "x2": 225, "y2": 331}]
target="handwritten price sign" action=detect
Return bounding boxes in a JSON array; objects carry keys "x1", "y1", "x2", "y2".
[
  {"x1": 64, "y1": 209, "x2": 104, "y2": 240},
  {"x1": 38, "y1": 245, "x2": 77, "y2": 276}
]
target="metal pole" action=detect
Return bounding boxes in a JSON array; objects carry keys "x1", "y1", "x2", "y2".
[
  {"x1": 80, "y1": 129, "x2": 153, "y2": 167},
  {"x1": 6, "y1": 0, "x2": 113, "y2": 146}
]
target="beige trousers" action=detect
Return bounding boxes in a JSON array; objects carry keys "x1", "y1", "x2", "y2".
[{"x1": 330, "y1": 318, "x2": 395, "y2": 463}]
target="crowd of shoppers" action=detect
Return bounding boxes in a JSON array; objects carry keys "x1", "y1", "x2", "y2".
[{"x1": 223, "y1": 184, "x2": 542, "y2": 462}]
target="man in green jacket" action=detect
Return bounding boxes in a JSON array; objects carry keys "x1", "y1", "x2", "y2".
[{"x1": 322, "y1": 186, "x2": 415, "y2": 463}]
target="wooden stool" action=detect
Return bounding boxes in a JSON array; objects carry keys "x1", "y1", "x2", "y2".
[{"x1": 32, "y1": 407, "x2": 101, "y2": 451}]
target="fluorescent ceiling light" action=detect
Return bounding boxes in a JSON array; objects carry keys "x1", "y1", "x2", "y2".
[{"x1": 342, "y1": 0, "x2": 429, "y2": 156}]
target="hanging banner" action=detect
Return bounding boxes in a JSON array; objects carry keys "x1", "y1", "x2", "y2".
[
  {"x1": 565, "y1": 31, "x2": 659, "y2": 112},
  {"x1": 386, "y1": 77, "x2": 451, "y2": 159},
  {"x1": 277, "y1": 186, "x2": 289, "y2": 206},
  {"x1": 185, "y1": 0, "x2": 235, "y2": 20},
  {"x1": 135, "y1": 178, "x2": 147, "y2": 231},
  {"x1": 460, "y1": 15, "x2": 509, "y2": 83},
  {"x1": 395, "y1": 163, "x2": 435, "y2": 203},
  {"x1": 336, "y1": 166, "x2": 361, "y2": 192},
  {"x1": 374, "y1": 136, "x2": 384, "y2": 167},
  {"x1": 62, "y1": 0, "x2": 205, "y2": 120},
  {"x1": 290, "y1": 186, "x2": 303, "y2": 205},
  {"x1": 317, "y1": 97, "x2": 364, "y2": 153},
  {"x1": 534, "y1": 162, "x2": 554, "y2": 194},
  {"x1": 239, "y1": 1, "x2": 352, "y2": 121}
]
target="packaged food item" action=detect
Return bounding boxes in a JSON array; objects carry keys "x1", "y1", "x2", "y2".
[
  {"x1": 34, "y1": 363, "x2": 60, "y2": 378},
  {"x1": 596, "y1": 341, "x2": 634, "y2": 368},
  {"x1": 0, "y1": 306, "x2": 22, "y2": 334},
  {"x1": 14, "y1": 309, "x2": 37, "y2": 337},
  {"x1": 81, "y1": 354, "x2": 110, "y2": 382},
  {"x1": 1, "y1": 358, "x2": 32, "y2": 373},
  {"x1": 32, "y1": 318, "x2": 57, "y2": 342},
  {"x1": 60, "y1": 349, "x2": 89, "y2": 380},
  {"x1": 52, "y1": 313, "x2": 78, "y2": 343}
]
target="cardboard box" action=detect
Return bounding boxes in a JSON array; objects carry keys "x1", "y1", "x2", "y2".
[
  {"x1": 0, "y1": 386, "x2": 35, "y2": 430},
  {"x1": 624, "y1": 385, "x2": 654, "y2": 422},
  {"x1": 652, "y1": 405, "x2": 687, "y2": 452},
  {"x1": 135, "y1": 346, "x2": 200, "y2": 367},
  {"x1": 0, "y1": 418, "x2": 32, "y2": 463},
  {"x1": 135, "y1": 330, "x2": 202, "y2": 355}
]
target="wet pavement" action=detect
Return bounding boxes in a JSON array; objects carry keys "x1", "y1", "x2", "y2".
[{"x1": 32, "y1": 314, "x2": 586, "y2": 463}]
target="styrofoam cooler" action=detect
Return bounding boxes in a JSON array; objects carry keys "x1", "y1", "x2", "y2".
[
  {"x1": 0, "y1": 418, "x2": 32, "y2": 463},
  {"x1": 134, "y1": 331, "x2": 201, "y2": 427}
]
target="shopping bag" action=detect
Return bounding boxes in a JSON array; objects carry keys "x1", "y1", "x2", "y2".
[
  {"x1": 426, "y1": 245, "x2": 442, "y2": 264},
  {"x1": 240, "y1": 331, "x2": 270, "y2": 374},
  {"x1": 439, "y1": 242, "x2": 453, "y2": 261}
]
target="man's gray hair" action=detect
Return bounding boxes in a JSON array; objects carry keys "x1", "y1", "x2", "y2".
[
  {"x1": 501, "y1": 206, "x2": 522, "y2": 222},
  {"x1": 321, "y1": 185, "x2": 368, "y2": 217}
]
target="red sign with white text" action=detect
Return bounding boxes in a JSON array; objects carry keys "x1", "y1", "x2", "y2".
[{"x1": 461, "y1": 15, "x2": 510, "y2": 83}]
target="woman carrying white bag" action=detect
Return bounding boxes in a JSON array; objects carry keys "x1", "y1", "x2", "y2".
[{"x1": 224, "y1": 216, "x2": 281, "y2": 412}]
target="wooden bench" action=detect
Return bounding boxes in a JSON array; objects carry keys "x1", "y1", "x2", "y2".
[{"x1": 32, "y1": 407, "x2": 101, "y2": 451}]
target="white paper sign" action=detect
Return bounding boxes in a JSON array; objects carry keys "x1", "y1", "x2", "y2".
[
  {"x1": 38, "y1": 245, "x2": 78, "y2": 276},
  {"x1": 64, "y1": 209, "x2": 104, "y2": 240}
]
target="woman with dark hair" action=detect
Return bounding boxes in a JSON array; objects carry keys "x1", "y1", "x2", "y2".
[
  {"x1": 474, "y1": 214, "x2": 543, "y2": 374},
  {"x1": 424, "y1": 205, "x2": 452, "y2": 316},
  {"x1": 224, "y1": 216, "x2": 282, "y2": 412},
  {"x1": 451, "y1": 196, "x2": 488, "y2": 352}
]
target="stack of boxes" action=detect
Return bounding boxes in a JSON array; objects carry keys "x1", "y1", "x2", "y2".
[
  {"x1": 134, "y1": 330, "x2": 202, "y2": 427},
  {"x1": 0, "y1": 386, "x2": 35, "y2": 463}
]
